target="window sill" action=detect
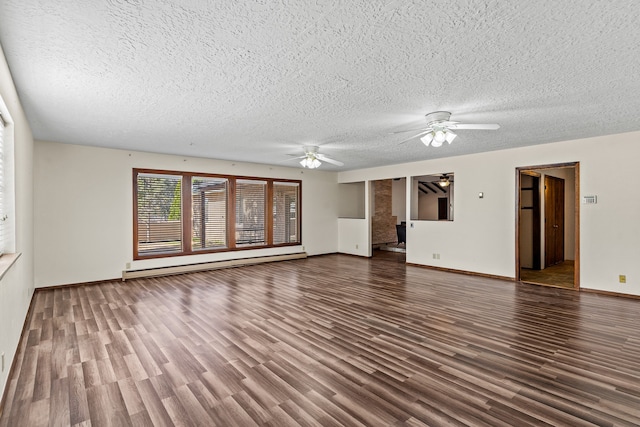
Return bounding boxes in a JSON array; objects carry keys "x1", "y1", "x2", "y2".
[{"x1": 0, "y1": 252, "x2": 21, "y2": 281}]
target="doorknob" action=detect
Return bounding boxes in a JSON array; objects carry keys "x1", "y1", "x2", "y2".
[{"x1": 553, "y1": 224, "x2": 559, "y2": 228}]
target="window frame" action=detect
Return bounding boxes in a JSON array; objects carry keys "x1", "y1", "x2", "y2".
[{"x1": 133, "y1": 168, "x2": 302, "y2": 260}]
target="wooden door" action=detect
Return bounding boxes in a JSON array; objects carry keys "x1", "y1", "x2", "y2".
[{"x1": 544, "y1": 175, "x2": 564, "y2": 267}]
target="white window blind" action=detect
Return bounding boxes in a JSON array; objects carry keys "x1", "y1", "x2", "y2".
[
  {"x1": 0, "y1": 113, "x2": 6, "y2": 255},
  {"x1": 273, "y1": 182, "x2": 299, "y2": 244},
  {"x1": 236, "y1": 179, "x2": 266, "y2": 247}
]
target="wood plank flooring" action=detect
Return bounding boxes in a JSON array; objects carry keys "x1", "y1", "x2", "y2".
[{"x1": 2, "y1": 254, "x2": 640, "y2": 426}]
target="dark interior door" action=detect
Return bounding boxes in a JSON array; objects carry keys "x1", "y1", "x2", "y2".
[
  {"x1": 544, "y1": 175, "x2": 565, "y2": 267},
  {"x1": 438, "y1": 198, "x2": 448, "y2": 220}
]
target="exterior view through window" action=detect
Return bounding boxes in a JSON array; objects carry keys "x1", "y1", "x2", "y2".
[{"x1": 134, "y1": 169, "x2": 301, "y2": 259}]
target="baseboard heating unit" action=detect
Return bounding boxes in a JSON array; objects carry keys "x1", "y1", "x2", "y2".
[{"x1": 122, "y1": 252, "x2": 307, "y2": 281}]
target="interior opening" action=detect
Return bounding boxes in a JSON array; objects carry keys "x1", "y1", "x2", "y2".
[
  {"x1": 371, "y1": 178, "x2": 406, "y2": 259},
  {"x1": 517, "y1": 163, "x2": 579, "y2": 289},
  {"x1": 410, "y1": 173, "x2": 454, "y2": 221}
]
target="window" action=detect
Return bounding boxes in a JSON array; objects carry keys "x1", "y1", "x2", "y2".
[
  {"x1": 236, "y1": 180, "x2": 266, "y2": 247},
  {"x1": 135, "y1": 173, "x2": 183, "y2": 256},
  {"x1": 192, "y1": 177, "x2": 227, "y2": 250},
  {"x1": 273, "y1": 181, "x2": 299, "y2": 244},
  {"x1": 0, "y1": 113, "x2": 5, "y2": 253},
  {"x1": 134, "y1": 169, "x2": 301, "y2": 259},
  {"x1": 0, "y1": 102, "x2": 15, "y2": 258}
]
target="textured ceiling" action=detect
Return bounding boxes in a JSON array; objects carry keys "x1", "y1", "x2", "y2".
[{"x1": 0, "y1": 0, "x2": 639, "y2": 171}]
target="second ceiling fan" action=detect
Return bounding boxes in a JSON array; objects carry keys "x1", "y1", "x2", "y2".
[
  {"x1": 286, "y1": 145, "x2": 344, "y2": 169},
  {"x1": 395, "y1": 111, "x2": 500, "y2": 147}
]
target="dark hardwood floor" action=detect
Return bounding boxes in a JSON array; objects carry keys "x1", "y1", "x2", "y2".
[{"x1": 2, "y1": 254, "x2": 640, "y2": 426}]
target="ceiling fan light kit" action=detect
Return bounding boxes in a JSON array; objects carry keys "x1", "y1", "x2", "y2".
[
  {"x1": 421, "y1": 128, "x2": 457, "y2": 147},
  {"x1": 300, "y1": 156, "x2": 321, "y2": 169},
  {"x1": 439, "y1": 176, "x2": 451, "y2": 187}
]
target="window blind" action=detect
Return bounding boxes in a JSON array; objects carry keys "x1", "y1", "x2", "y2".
[
  {"x1": 192, "y1": 177, "x2": 227, "y2": 250},
  {"x1": 0, "y1": 113, "x2": 6, "y2": 255},
  {"x1": 273, "y1": 182, "x2": 299, "y2": 244},
  {"x1": 236, "y1": 179, "x2": 266, "y2": 247},
  {"x1": 136, "y1": 173, "x2": 183, "y2": 256}
]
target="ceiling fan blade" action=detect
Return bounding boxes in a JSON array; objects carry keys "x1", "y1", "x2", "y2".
[
  {"x1": 397, "y1": 130, "x2": 430, "y2": 144},
  {"x1": 279, "y1": 155, "x2": 307, "y2": 163},
  {"x1": 448, "y1": 123, "x2": 500, "y2": 130},
  {"x1": 316, "y1": 154, "x2": 344, "y2": 166},
  {"x1": 389, "y1": 127, "x2": 429, "y2": 134}
]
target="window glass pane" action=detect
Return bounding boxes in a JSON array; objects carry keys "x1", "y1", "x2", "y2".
[
  {"x1": 136, "y1": 173, "x2": 182, "y2": 255},
  {"x1": 192, "y1": 177, "x2": 227, "y2": 250},
  {"x1": 236, "y1": 179, "x2": 266, "y2": 247},
  {"x1": 273, "y1": 182, "x2": 300, "y2": 244}
]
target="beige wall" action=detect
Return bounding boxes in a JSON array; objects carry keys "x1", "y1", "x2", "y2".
[
  {"x1": 34, "y1": 142, "x2": 339, "y2": 287},
  {"x1": 338, "y1": 132, "x2": 640, "y2": 296},
  {"x1": 391, "y1": 178, "x2": 406, "y2": 224},
  {"x1": 338, "y1": 181, "x2": 365, "y2": 218},
  {"x1": 0, "y1": 45, "x2": 35, "y2": 401}
]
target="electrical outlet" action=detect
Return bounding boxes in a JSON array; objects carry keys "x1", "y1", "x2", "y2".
[
  {"x1": 126, "y1": 262, "x2": 131, "y2": 270},
  {"x1": 1, "y1": 352, "x2": 4, "y2": 372},
  {"x1": 619, "y1": 275, "x2": 626, "y2": 284},
  {"x1": 356, "y1": 244, "x2": 359, "y2": 249},
  {"x1": 432, "y1": 253, "x2": 440, "y2": 259},
  {"x1": 302, "y1": 246, "x2": 305, "y2": 251}
]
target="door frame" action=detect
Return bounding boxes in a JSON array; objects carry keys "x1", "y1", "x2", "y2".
[{"x1": 515, "y1": 162, "x2": 580, "y2": 289}]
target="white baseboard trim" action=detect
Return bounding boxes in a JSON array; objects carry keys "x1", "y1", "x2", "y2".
[{"x1": 122, "y1": 252, "x2": 307, "y2": 281}]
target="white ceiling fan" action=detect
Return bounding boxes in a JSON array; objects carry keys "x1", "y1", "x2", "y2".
[
  {"x1": 286, "y1": 145, "x2": 344, "y2": 169},
  {"x1": 394, "y1": 111, "x2": 500, "y2": 147}
]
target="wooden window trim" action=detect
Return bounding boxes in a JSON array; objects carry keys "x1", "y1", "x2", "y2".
[{"x1": 133, "y1": 169, "x2": 302, "y2": 260}]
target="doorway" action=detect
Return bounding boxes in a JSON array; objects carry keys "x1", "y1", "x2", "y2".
[
  {"x1": 371, "y1": 178, "x2": 406, "y2": 259},
  {"x1": 516, "y1": 163, "x2": 579, "y2": 289},
  {"x1": 438, "y1": 198, "x2": 449, "y2": 220}
]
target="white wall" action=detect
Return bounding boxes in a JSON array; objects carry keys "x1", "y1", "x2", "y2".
[
  {"x1": 339, "y1": 132, "x2": 640, "y2": 296},
  {"x1": 34, "y1": 142, "x2": 339, "y2": 287},
  {"x1": 338, "y1": 181, "x2": 371, "y2": 256},
  {"x1": 0, "y1": 45, "x2": 35, "y2": 402},
  {"x1": 338, "y1": 181, "x2": 365, "y2": 218},
  {"x1": 338, "y1": 218, "x2": 370, "y2": 256},
  {"x1": 417, "y1": 191, "x2": 442, "y2": 220}
]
